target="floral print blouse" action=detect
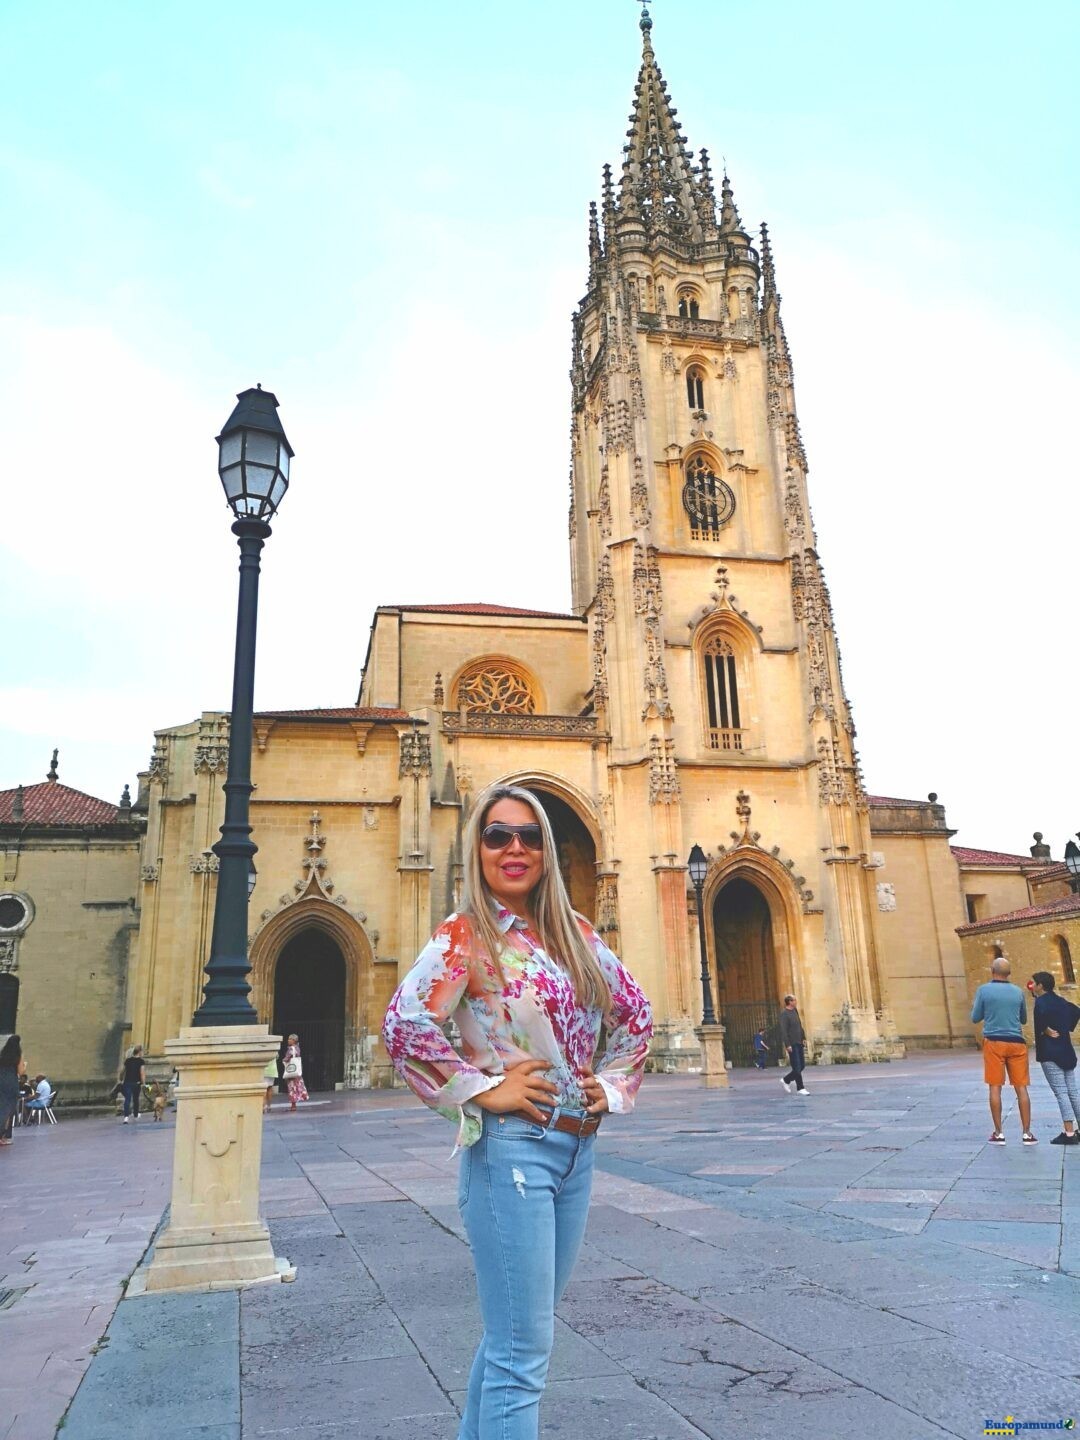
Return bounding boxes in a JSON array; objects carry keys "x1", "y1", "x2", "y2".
[{"x1": 382, "y1": 908, "x2": 653, "y2": 1150}]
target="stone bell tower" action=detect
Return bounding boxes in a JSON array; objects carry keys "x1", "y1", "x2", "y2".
[{"x1": 569, "y1": 5, "x2": 900, "y2": 1063}]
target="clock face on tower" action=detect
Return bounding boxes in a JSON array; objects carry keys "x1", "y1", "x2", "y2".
[{"x1": 682, "y1": 456, "x2": 736, "y2": 540}]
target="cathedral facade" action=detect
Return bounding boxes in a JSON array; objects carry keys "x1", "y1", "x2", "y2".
[{"x1": 121, "y1": 10, "x2": 982, "y2": 1090}]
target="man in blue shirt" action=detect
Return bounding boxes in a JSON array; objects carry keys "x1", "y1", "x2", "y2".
[{"x1": 970, "y1": 956, "x2": 1035, "y2": 1144}]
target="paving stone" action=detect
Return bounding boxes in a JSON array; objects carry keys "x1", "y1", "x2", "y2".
[
  {"x1": 63, "y1": 1338, "x2": 238, "y2": 1437},
  {"x1": 810, "y1": 1335, "x2": 1080, "y2": 1434},
  {"x1": 701, "y1": 1284, "x2": 936, "y2": 1353},
  {"x1": 241, "y1": 1295, "x2": 413, "y2": 1361},
  {"x1": 716, "y1": 1388, "x2": 960, "y2": 1440},
  {"x1": 241, "y1": 1355, "x2": 453, "y2": 1435},
  {"x1": 891, "y1": 1295, "x2": 1080, "y2": 1376},
  {"x1": 923, "y1": 1217, "x2": 1062, "y2": 1268}
]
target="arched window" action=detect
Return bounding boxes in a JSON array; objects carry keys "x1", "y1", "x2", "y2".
[
  {"x1": 1054, "y1": 935, "x2": 1076, "y2": 985},
  {"x1": 677, "y1": 292, "x2": 701, "y2": 320},
  {"x1": 682, "y1": 454, "x2": 736, "y2": 540},
  {"x1": 454, "y1": 660, "x2": 537, "y2": 715},
  {"x1": 701, "y1": 635, "x2": 743, "y2": 750},
  {"x1": 0, "y1": 974, "x2": 17, "y2": 1033},
  {"x1": 685, "y1": 365, "x2": 705, "y2": 410}
]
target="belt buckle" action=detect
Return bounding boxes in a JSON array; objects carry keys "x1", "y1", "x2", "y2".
[{"x1": 577, "y1": 1111, "x2": 595, "y2": 1137}]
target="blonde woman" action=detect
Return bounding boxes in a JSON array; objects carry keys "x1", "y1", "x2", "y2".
[
  {"x1": 282, "y1": 1034, "x2": 308, "y2": 1110},
  {"x1": 383, "y1": 784, "x2": 652, "y2": 1440}
]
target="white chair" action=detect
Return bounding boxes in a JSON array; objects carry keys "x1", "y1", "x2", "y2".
[{"x1": 26, "y1": 1090, "x2": 57, "y2": 1125}]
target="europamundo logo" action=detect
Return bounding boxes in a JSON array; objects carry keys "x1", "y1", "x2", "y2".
[{"x1": 983, "y1": 1420, "x2": 1076, "y2": 1436}]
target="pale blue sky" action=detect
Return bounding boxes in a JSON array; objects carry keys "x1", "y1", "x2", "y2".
[{"x1": 1, "y1": 0, "x2": 1077, "y2": 855}]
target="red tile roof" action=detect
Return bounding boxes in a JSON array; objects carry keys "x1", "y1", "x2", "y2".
[
  {"x1": 254, "y1": 707, "x2": 414, "y2": 722},
  {"x1": 386, "y1": 603, "x2": 583, "y2": 621},
  {"x1": 0, "y1": 781, "x2": 120, "y2": 827},
  {"x1": 951, "y1": 846, "x2": 1041, "y2": 869},
  {"x1": 957, "y1": 894, "x2": 1080, "y2": 935}
]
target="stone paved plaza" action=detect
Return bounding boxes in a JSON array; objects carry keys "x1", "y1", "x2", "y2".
[{"x1": 3, "y1": 1053, "x2": 1080, "y2": 1439}]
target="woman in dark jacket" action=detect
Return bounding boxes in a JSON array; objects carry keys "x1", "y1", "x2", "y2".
[
  {"x1": 1031, "y1": 972, "x2": 1080, "y2": 1145},
  {"x1": 0, "y1": 1034, "x2": 24, "y2": 1146}
]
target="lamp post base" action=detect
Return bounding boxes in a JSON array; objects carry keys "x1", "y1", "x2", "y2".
[
  {"x1": 142, "y1": 1025, "x2": 291, "y2": 1293},
  {"x1": 693, "y1": 1023, "x2": 730, "y2": 1089}
]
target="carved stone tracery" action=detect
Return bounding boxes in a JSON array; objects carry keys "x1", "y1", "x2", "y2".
[
  {"x1": 398, "y1": 730, "x2": 433, "y2": 778},
  {"x1": 648, "y1": 736, "x2": 680, "y2": 803},
  {"x1": 194, "y1": 717, "x2": 230, "y2": 775},
  {"x1": 456, "y1": 663, "x2": 536, "y2": 716}
]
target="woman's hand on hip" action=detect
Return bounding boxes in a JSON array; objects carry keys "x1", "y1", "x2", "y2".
[
  {"x1": 580, "y1": 1066, "x2": 610, "y2": 1115},
  {"x1": 473, "y1": 1060, "x2": 559, "y2": 1122}
]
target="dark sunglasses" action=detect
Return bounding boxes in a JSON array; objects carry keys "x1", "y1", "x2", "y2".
[{"x1": 480, "y1": 823, "x2": 544, "y2": 852}]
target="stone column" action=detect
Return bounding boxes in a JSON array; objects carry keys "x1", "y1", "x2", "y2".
[
  {"x1": 142, "y1": 1025, "x2": 291, "y2": 1293},
  {"x1": 694, "y1": 1023, "x2": 730, "y2": 1088}
]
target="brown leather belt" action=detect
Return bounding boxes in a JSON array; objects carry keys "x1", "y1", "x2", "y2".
[{"x1": 509, "y1": 1108, "x2": 601, "y2": 1137}]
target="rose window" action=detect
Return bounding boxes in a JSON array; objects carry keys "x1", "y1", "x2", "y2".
[{"x1": 456, "y1": 664, "x2": 537, "y2": 714}]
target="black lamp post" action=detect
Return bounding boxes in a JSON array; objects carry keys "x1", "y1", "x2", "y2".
[
  {"x1": 1066, "y1": 839, "x2": 1080, "y2": 896},
  {"x1": 687, "y1": 844, "x2": 717, "y2": 1026},
  {"x1": 192, "y1": 386, "x2": 292, "y2": 1027}
]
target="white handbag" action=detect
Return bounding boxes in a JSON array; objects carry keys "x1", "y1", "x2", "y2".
[{"x1": 283, "y1": 1055, "x2": 302, "y2": 1079}]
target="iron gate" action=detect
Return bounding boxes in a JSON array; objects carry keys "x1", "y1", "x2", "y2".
[{"x1": 719, "y1": 998, "x2": 783, "y2": 1068}]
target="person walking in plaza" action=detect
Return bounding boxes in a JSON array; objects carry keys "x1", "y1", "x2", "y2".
[
  {"x1": 383, "y1": 782, "x2": 653, "y2": 1440},
  {"x1": 752, "y1": 1028, "x2": 770, "y2": 1070},
  {"x1": 1031, "y1": 971, "x2": 1080, "y2": 1145},
  {"x1": 970, "y1": 956, "x2": 1036, "y2": 1144},
  {"x1": 282, "y1": 1034, "x2": 308, "y2": 1110},
  {"x1": 263, "y1": 1055, "x2": 279, "y2": 1113},
  {"x1": 779, "y1": 995, "x2": 809, "y2": 1094},
  {"x1": 120, "y1": 1045, "x2": 145, "y2": 1123},
  {"x1": 0, "y1": 1034, "x2": 25, "y2": 1146}
]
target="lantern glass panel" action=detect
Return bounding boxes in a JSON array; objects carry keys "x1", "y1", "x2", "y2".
[
  {"x1": 245, "y1": 430, "x2": 279, "y2": 465},
  {"x1": 244, "y1": 462, "x2": 276, "y2": 500},
  {"x1": 218, "y1": 432, "x2": 243, "y2": 468},
  {"x1": 221, "y1": 465, "x2": 244, "y2": 500}
]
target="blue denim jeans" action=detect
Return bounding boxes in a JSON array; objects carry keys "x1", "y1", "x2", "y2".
[{"x1": 457, "y1": 1108, "x2": 596, "y2": 1440}]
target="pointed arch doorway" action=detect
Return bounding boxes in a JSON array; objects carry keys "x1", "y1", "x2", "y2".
[
  {"x1": 711, "y1": 875, "x2": 783, "y2": 1067},
  {"x1": 271, "y1": 928, "x2": 346, "y2": 1094}
]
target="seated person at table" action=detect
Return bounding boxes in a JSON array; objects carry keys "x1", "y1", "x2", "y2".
[{"x1": 24, "y1": 1075, "x2": 52, "y2": 1116}]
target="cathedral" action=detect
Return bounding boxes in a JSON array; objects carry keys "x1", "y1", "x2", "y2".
[{"x1": 5, "y1": 9, "x2": 1074, "y2": 1099}]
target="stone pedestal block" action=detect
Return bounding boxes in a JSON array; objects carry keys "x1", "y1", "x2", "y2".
[
  {"x1": 143, "y1": 1025, "x2": 291, "y2": 1293},
  {"x1": 815, "y1": 1003, "x2": 906, "y2": 1065},
  {"x1": 647, "y1": 1018, "x2": 703, "y2": 1074},
  {"x1": 693, "y1": 1022, "x2": 730, "y2": 1088}
]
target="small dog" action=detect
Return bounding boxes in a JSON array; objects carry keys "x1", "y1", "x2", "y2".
[{"x1": 151, "y1": 1083, "x2": 168, "y2": 1121}]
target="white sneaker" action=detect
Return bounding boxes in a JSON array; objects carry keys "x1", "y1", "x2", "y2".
[
  {"x1": 122, "y1": 1116, "x2": 130, "y2": 1124},
  {"x1": 796, "y1": 1088, "x2": 810, "y2": 1096},
  {"x1": 780, "y1": 1078, "x2": 792, "y2": 1094}
]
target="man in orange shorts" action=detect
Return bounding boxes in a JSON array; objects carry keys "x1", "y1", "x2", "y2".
[{"x1": 970, "y1": 956, "x2": 1035, "y2": 1144}]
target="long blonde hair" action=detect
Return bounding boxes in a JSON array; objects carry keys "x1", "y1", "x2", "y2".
[{"x1": 461, "y1": 783, "x2": 612, "y2": 1011}]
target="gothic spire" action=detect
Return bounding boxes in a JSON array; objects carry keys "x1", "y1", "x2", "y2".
[
  {"x1": 619, "y1": 4, "x2": 704, "y2": 246},
  {"x1": 601, "y1": 163, "x2": 617, "y2": 243},
  {"x1": 760, "y1": 220, "x2": 776, "y2": 299},
  {"x1": 760, "y1": 219, "x2": 788, "y2": 361},
  {"x1": 587, "y1": 200, "x2": 603, "y2": 289},
  {"x1": 719, "y1": 171, "x2": 744, "y2": 236}
]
